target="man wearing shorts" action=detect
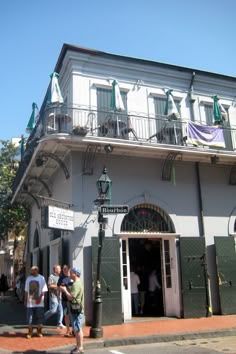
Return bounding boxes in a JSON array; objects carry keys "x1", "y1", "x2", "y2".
[
  {"x1": 57, "y1": 264, "x2": 73, "y2": 336},
  {"x1": 24, "y1": 266, "x2": 48, "y2": 338},
  {"x1": 60, "y1": 267, "x2": 84, "y2": 354}
]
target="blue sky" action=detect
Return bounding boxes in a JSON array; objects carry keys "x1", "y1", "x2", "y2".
[{"x1": 1, "y1": 0, "x2": 236, "y2": 141}]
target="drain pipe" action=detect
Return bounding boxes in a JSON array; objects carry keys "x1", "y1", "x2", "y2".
[
  {"x1": 189, "y1": 71, "x2": 204, "y2": 235},
  {"x1": 196, "y1": 162, "x2": 212, "y2": 316},
  {"x1": 189, "y1": 71, "x2": 196, "y2": 121}
]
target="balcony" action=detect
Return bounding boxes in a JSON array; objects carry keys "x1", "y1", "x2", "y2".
[
  {"x1": 12, "y1": 104, "x2": 236, "y2": 195},
  {"x1": 26, "y1": 104, "x2": 234, "y2": 147}
]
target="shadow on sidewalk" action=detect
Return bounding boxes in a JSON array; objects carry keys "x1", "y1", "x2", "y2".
[
  {"x1": 0, "y1": 290, "x2": 58, "y2": 329},
  {"x1": 0, "y1": 290, "x2": 26, "y2": 327}
]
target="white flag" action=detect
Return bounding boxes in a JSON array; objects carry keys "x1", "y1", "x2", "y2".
[
  {"x1": 164, "y1": 89, "x2": 180, "y2": 119},
  {"x1": 50, "y1": 72, "x2": 64, "y2": 104}
]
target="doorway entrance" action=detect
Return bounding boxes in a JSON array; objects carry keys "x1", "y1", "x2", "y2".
[
  {"x1": 120, "y1": 203, "x2": 180, "y2": 321},
  {"x1": 129, "y1": 238, "x2": 164, "y2": 317}
]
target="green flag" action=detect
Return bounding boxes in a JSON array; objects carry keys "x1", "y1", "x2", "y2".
[
  {"x1": 213, "y1": 96, "x2": 226, "y2": 125},
  {"x1": 26, "y1": 102, "x2": 39, "y2": 133}
]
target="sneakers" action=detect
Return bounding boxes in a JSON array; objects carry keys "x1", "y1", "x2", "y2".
[
  {"x1": 36, "y1": 328, "x2": 43, "y2": 337},
  {"x1": 57, "y1": 324, "x2": 66, "y2": 329},
  {"x1": 26, "y1": 329, "x2": 33, "y2": 339},
  {"x1": 26, "y1": 328, "x2": 43, "y2": 338}
]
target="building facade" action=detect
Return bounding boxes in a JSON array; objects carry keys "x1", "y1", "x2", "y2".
[{"x1": 12, "y1": 44, "x2": 236, "y2": 325}]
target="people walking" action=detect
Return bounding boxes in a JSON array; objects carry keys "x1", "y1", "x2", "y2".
[
  {"x1": 58, "y1": 264, "x2": 73, "y2": 336},
  {"x1": 24, "y1": 266, "x2": 48, "y2": 338},
  {"x1": 60, "y1": 267, "x2": 84, "y2": 354},
  {"x1": 16, "y1": 266, "x2": 25, "y2": 303},
  {"x1": 43, "y1": 264, "x2": 64, "y2": 328}
]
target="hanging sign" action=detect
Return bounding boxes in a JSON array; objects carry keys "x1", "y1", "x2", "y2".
[
  {"x1": 99, "y1": 205, "x2": 129, "y2": 214},
  {"x1": 45, "y1": 205, "x2": 74, "y2": 231}
]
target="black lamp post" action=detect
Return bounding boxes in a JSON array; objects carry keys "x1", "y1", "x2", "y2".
[{"x1": 90, "y1": 167, "x2": 112, "y2": 338}]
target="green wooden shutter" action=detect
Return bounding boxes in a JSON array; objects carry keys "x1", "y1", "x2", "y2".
[
  {"x1": 41, "y1": 246, "x2": 49, "y2": 281},
  {"x1": 204, "y1": 104, "x2": 214, "y2": 125},
  {"x1": 59, "y1": 237, "x2": 70, "y2": 266},
  {"x1": 97, "y1": 88, "x2": 127, "y2": 126},
  {"x1": 92, "y1": 236, "x2": 122, "y2": 325},
  {"x1": 179, "y1": 237, "x2": 210, "y2": 318},
  {"x1": 41, "y1": 246, "x2": 50, "y2": 310},
  {"x1": 215, "y1": 236, "x2": 236, "y2": 314},
  {"x1": 154, "y1": 97, "x2": 182, "y2": 144}
]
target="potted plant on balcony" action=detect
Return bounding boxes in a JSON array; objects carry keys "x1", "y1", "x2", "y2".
[{"x1": 72, "y1": 125, "x2": 88, "y2": 136}]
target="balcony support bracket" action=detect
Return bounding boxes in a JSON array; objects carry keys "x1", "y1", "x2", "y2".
[
  {"x1": 162, "y1": 152, "x2": 182, "y2": 181},
  {"x1": 35, "y1": 152, "x2": 70, "y2": 180},
  {"x1": 83, "y1": 144, "x2": 99, "y2": 175}
]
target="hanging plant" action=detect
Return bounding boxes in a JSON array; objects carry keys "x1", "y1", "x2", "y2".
[{"x1": 72, "y1": 125, "x2": 88, "y2": 136}]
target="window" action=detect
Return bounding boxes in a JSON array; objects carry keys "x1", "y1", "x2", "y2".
[
  {"x1": 154, "y1": 96, "x2": 181, "y2": 117},
  {"x1": 33, "y1": 229, "x2": 39, "y2": 248},
  {"x1": 121, "y1": 203, "x2": 175, "y2": 233},
  {"x1": 204, "y1": 104, "x2": 214, "y2": 125},
  {"x1": 153, "y1": 97, "x2": 182, "y2": 145},
  {"x1": 204, "y1": 103, "x2": 229, "y2": 126},
  {"x1": 96, "y1": 87, "x2": 128, "y2": 128}
]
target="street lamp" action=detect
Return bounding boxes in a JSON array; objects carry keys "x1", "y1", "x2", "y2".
[{"x1": 90, "y1": 167, "x2": 112, "y2": 338}]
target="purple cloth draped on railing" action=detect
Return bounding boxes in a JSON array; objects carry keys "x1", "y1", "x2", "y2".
[{"x1": 187, "y1": 121, "x2": 225, "y2": 148}]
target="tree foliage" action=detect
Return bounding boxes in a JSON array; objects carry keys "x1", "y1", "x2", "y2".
[{"x1": 0, "y1": 140, "x2": 28, "y2": 239}]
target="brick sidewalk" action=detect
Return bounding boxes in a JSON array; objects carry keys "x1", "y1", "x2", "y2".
[
  {"x1": 1, "y1": 292, "x2": 236, "y2": 353},
  {"x1": 1, "y1": 315, "x2": 236, "y2": 353}
]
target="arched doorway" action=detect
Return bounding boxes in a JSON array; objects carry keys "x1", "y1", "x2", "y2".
[
  {"x1": 120, "y1": 203, "x2": 180, "y2": 320},
  {"x1": 121, "y1": 203, "x2": 175, "y2": 233}
]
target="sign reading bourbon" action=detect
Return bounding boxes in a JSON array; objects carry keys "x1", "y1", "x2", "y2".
[
  {"x1": 45, "y1": 205, "x2": 74, "y2": 231},
  {"x1": 99, "y1": 205, "x2": 129, "y2": 214}
]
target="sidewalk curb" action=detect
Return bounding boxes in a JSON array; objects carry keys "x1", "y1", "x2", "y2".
[{"x1": 45, "y1": 328, "x2": 236, "y2": 353}]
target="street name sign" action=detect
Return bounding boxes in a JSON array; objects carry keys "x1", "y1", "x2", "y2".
[{"x1": 99, "y1": 205, "x2": 129, "y2": 214}]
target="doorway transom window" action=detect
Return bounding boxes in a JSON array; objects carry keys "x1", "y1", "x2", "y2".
[{"x1": 121, "y1": 203, "x2": 175, "y2": 233}]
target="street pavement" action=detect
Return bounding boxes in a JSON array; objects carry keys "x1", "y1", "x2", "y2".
[{"x1": 1, "y1": 290, "x2": 236, "y2": 353}]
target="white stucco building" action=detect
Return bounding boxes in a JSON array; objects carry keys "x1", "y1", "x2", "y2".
[{"x1": 12, "y1": 44, "x2": 236, "y2": 326}]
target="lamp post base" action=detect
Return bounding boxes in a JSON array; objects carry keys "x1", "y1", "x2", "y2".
[
  {"x1": 89, "y1": 327, "x2": 103, "y2": 338},
  {"x1": 89, "y1": 291, "x2": 103, "y2": 338}
]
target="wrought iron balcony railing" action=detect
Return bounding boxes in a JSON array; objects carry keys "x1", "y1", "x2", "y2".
[
  {"x1": 12, "y1": 104, "x2": 236, "y2": 195},
  {"x1": 26, "y1": 104, "x2": 234, "y2": 145}
]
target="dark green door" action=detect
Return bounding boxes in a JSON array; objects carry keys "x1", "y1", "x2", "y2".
[
  {"x1": 41, "y1": 246, "x2": 49, "y2": 309},
  {"x1": 179, "y1": 237, "x2": 209, "y2": 318},
  {"x1": 215, "y1": 237, "x2": 236, "y2": 314},
  {"x1": 41, "y1": 246, "x2": 49, "y2": 281},
  {"x1": 59, "y1": 237, "x2": 70, "y2": 266},
  {"x1": 92, "y1": 237, "x2": 122, "y2": 325}
]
